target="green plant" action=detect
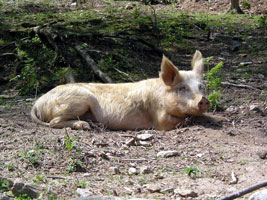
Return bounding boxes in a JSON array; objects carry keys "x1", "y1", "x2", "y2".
[
  {"x1": 66, "y1": 160, "x2": 83, "y2": 173},
  {"x1": 14, "y1": 194, "x2": 31, "y2": 200},
  {"x1": 33, "y1": 174, "x2": 46, "y2": 184},
  {"x1": 6, "y1": 163, "x2": 15, "y2": 171},
  {"x1": 78, "y1": 181, "x2": 89, "y2": 188},
  {"x1": 138, "y1": 177, "x2": 147, "y2": 186},
  {"x1": 65, "y1": 135, "x2": 76, "y2": 150},
  {"x1": 204, "y1": 58, "x2": 223, "y2": 110},
  {"x1": 35, "y1": 141, "x2": 45, "y2": 150},
  {"x1": 241, "y1": 0, "x2": 250, "y2": 10},
  {"x1": 181, "y1": 166, "x2": 202, "y2": 179},
  {"x1": 10, "y1": 56, "x2": 39, "y2": 95},
  {"x1": 20, "y1": 150, "x2": 41, "y2": 166},
  {"x1": 0, "y1": 179, "x2": 10, "y2": 192}
]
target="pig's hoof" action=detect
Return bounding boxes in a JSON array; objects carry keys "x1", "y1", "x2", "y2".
[{"x1": 74, "y1": 121, "x2": 90, "y2": 130}]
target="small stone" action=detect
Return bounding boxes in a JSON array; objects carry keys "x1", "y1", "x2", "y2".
[
  {"x1": 12, "y1": 182, "x2": 42, "y2": 199},
  {"x1": 239, "y1": 54, "x2": 248, "y2": 57},
  {"x1": 196, "y1": 153, "x2": 203, "y2": 158},
  {"x1": 249, "y1": 104, "x2": 261, "y2": 112},
  {"x1": 227, "y1": 187, "x2": 237, "y2": 193},
  {"x1": 175, "y1": 189, "x2": 198, "y2": 198},
  {"x1": 0, "y1": 193, "x2": 14, "y2": 200},
  {"x1": 249, "y1": 189, "x2": 267, "y2": 200},
  {"x1": 220, "y1": 51, "x2": 231, "y2": 57},
  {"x1": 157, "y1": 150, "x2": 179, "y2": 158},
  {"x1": 125, "y1": 3, "x2": 134, "y2": 10},
  {"x1": 140, "y1": 166, "x2": 153, "y2": 174},
  {"x1": 146, "y1": 184, "x2": 161, "y2": 193},
  {"x1": 70, "y1": 2, "x2": 77, "y2": 6},
  {"x1": 136, "y1": 133, "x2": 154, "y2": 141},
  {"x1": 258, "y1": 74, "x2": 264, "y2": 79},
  {"x1": 76, "y1": 188, "x2": 93, "y2": 197},
  {"x1": 128, "y1": 167, "x2": 138, "y2": 175},
  {"x1": 257, "y1": 150, "x2": 267, "y2": 159},
  {"x1": 226, "y1": 106, "x2": 238, "y2": 112},
  {"x1": 109, "y1": 167, "x2": 121, "y2": 174},
  {"x1": 137, "y1": 141, "x2": 151, "y2": 147},
  {"x1": 240, "y1": 61, "x2": 253, "y2": 66},
  {"x1": 161, "y1": 187, "x2": 174, "y2": 193},
  {"x1": 126, "y1": 138, "x2": 136, "y2": 146}
]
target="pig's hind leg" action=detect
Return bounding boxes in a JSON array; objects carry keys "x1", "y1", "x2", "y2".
[
  {"x1": 49, "y1": 101, "x2": 93, "y2": 130},
  {"x1": 50, "y1": 117, "x2": 90, "y2": 130}
]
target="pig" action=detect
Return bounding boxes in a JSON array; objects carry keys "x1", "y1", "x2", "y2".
[{"x1": 31, "y1": 50, "x2": 210, "y2": 131}]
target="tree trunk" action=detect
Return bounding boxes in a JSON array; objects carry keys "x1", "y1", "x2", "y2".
[{"x1": 229, "y1": 0, "x2": 244, "y2": 14}]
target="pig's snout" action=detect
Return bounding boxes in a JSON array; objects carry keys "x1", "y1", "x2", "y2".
[{"x1": 198, "y1": 97, "x2": 210, "y2": 111}]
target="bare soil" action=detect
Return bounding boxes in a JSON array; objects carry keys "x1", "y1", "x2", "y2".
[{"x1": 0, "y1": 0, "x2": 267, "y2": 200}]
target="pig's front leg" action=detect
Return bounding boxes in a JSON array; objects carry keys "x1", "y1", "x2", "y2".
[{"x1": 155, "y1": 112, "x2": 185, "y2": 131}]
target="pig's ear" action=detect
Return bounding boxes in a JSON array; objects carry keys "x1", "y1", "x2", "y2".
[
  {"x1": 192, "y1": 50, "x2": 204, "y2": 76},
  {"x1": 160, "y1": 55, "x2": 181, "y2": 86}
]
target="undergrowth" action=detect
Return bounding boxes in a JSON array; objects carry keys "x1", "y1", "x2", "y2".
[
  {"x1": 0, "y1": 0, "x2": 264, "y2": 97},
  {"x1": 204, "y1": 57, "x2": 223, "y2": 110}
]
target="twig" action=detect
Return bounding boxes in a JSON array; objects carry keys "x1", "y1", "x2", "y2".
[
  {"x1": 229, "y1": 171, "x2": 238, "y2": 184},
  {"x1": 121, "y1": 158, "x2": 148, "y2": 162},
  {"x1": 149, "y1": 5, "x2": 160, "y2": 46},
  {"x1": 47, "y1": 176, "x2": 71, "y2": 179},
  {"x1": 219, "y1": 180, "x2": 267, "y2": 200},
  {"x1": 114, "y1": 67, "x2": 134, "y2": 82},
  {"x1": 74, "y1": 45, "x2": 112, "y2": 83},
  {"x1": 0, "y1": 53, "x2": 22, "y2": 61},
  {"x1": 221, "y1": 81, "x2": 261, "y2": 91}
]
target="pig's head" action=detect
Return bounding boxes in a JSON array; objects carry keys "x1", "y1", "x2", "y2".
[{"x1": 160, "y1": 50, "x2": 210, "y2": 118}]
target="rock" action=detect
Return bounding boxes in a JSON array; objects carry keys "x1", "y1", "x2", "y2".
[
  {"x1": 128, "y1": 167, "x2": 138, "y2": 175},
  {"x1": 136, "y1": 141, "x2": 151, "y2": 147},
  {"x1": 220, "y1": 51, "x2": 231, "y2": 57},
  {"x1": 258, "y1": 74, "x2": 265, "y2": 79},
  {"x1": 227, "y1": 187, "x2": 237, "y2": 193},
  {"x1": 146, "y1": 184, "x2": 161, "y2": 193},
  {"x1": 12, "y1": 182, "x2": 42, "y2": 199},
  {"x1": 257, "y1": 150, "x2": 267, "y2": 159},
  {"x1": 125, "y1": 138, "x2": 136, "y2": 146},
  {"x1": 175, "y1": 189, "x2": 198, "y2": 198},
  {"x1": 249, "y1": 104, "x2": 261, "y2": 113},
  {"x1": 0, "y1": 193, "x2": 15, "y2": 200},
  {"x1": 136, "y1": 133, "x2": 154, "y2": 141},
  {"x1": 240, "y1": 61, "x2": 253, "y2": 66},
  {"x1": 109, "y1": 167, "x2": 121, "y2": 175},
  {"x1": 161, "y1": 187, "x2": 174, "y2": 193},
  {"x1": 226, "y1": 106, "x2": 238, "y2": 112},
  {"x1": 249, "y1": 189, "x2": 267, "y2": 200},
  {"x1": 157, "y1": 150, "x2": 179, "y2": 158},
  {"x1": 125, "y1": 3, "x2": 135, "y2": 10},
  {"x1": 140, "y1": 166, "x2": 153, "y2": 175},
  {"x1": 232, "y1": 40, "x2": 241, "y2": 51},
  {"x1": 70, "y1": 2, "x2": 77, "y2": 7},
  {"x1": 76, "y1": 188, "x2": 93, "y2": 197}
]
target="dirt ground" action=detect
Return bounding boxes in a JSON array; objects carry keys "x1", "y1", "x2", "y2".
[{"x1": 0, "y1": 0, "x2": 267, "y2": 200}]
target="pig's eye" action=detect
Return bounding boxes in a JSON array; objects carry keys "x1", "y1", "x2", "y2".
[
  {"x1": 179, "y1": 86, "x2": 187, "y2": 92},
  {"x1": 198, "y1": 85, "x2": 202, "y2": 91}
]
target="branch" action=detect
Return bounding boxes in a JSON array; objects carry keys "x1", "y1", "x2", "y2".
[
  {"x1": 0, "y1": 53, "x2": 22, "y2": 61},
  {"x1": 219, "y1": 180, "x2": 267, "y2": 200},
  {"x1": 74, "y1": 45, "x2": 112, "y2": 83},
  {"x1": 221, "y1": 81, "x2": 261, "y2": 91},
  {"x1": 33, "y1": 26, "x2": 112, "y2": 83},
  {"x1": 114, "y1": 67, "x2": 134, "y2": 82}
]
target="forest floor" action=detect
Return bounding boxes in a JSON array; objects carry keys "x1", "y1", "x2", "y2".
[{"x1": 0, "y1": 0, "x2": 267, "y2": 200}]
